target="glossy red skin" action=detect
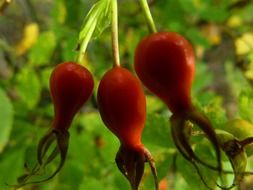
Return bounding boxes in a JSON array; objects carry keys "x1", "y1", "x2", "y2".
[
  {"x1": 134, "y1": 32, "x2": 195, "y2": 114},
  {"x1": 50, "y1": 62, "x2": 94, "y2": 131},
  {"x1": 97, "y1": 67, "x2": 146, "y2": 148}
]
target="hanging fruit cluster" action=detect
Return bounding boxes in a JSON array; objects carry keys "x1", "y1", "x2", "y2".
[{"x1": 12, "y1": 0, "x2": 253, "y2": 190}]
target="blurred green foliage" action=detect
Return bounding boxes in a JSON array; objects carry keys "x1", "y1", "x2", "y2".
[{"x1": 0, "y1": 0, "x2": 253, "y2": 190}]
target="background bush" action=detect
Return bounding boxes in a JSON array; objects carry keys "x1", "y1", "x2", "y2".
[{"x1": 0, "y1": 0, "x2": 253, "y2": 189}]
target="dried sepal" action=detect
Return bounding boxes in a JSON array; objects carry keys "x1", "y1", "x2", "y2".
[
  {"x1": 11, "y1": 129, "x2": 69, "y2": 188},
  {"x1": 216, "y1": 130, "x2": 249, "y2": 189},
  {"x1": 115, "y1": 145, "x2": 158, "y2": 190},
  {"x1": 170, "y1": 113, "x2": 220, "y2": 171}
]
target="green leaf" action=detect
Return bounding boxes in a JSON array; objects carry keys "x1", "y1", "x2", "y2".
[
  {"x1": 156, "y1": 0, "x2": 185, "y2": 25},
  {"x1": 78, "y1": 112, "x2": 119, "y2": 161},
  {"x1": 61, "y1": 34, "x2": 78, "y2": 61},
  {"x1": 239, "y1": 89, "x2": 253, "y2": 122},
  {"x1": 41, "y1": 67, "x2": 53, "y2": 89},
  {"x1": 79, "y1": 177, "x2": 105, "y2": 190},
  {"x1": 186, "y1": 28, "x2": 210, "y2": 47},
  {"x1": 143, "y1": 113, "x2": 174, "y2": 148},
  {"x1": 92, "y1": 1, "x2": 112, "y2": 38},
  {"x1": 16, "y1": 67, "x2": 41, "y2": 109},
  {"x1": 177, "y1": 154, "x2": 217, "y2": 190},
  {"x1": 79, "y1": 0, "x2": 112, "y2": 40},
  {"x1": 202, "y1": 97, "x2": 227, "y2": 128},
  {"x1": 199, "y1": 6, "x2": 229, "y2": 22},
  {"x1": 192, "y1": 62, "x2": 214, "y2": 110},
  {"x1": 146, "y1": 95, "x2": 166, "y2": 114},
  {"x1": 28, "y1": 31, "x2": 56, "y2": 66},
  {"x1": 78, "y1": 0, "x2": 112, "y2": 54},
  {"x1": 0, "y1": 88, "x2": 13, "y2": 153},
  {"x1": 58, "y1": 162, "x2": 84, "y2": 190},
  {"x1": 178, "y1": 0, "x2": 197, "y2": 13},
  {"x1": 225, "y1": 61, "x2": 249, "y2": 96},
  {"x1": 0, "y1": 148, "x2": 25, "y2": 189},
  {"x1": 222, "y1": 119, "x2": 253, "y2": 156},
  {"x1": 155, "y1": 150, "x2": 175, "y2": 180},
  {"x1": 113, "y1": 173, "x2": 130, "y2": 190},
  {"x1": 64, "y1": 0, "x2": 82, "y2": 28},
  {"x1": 51, "y1": 0, "x2": 67, "y2": 24}
]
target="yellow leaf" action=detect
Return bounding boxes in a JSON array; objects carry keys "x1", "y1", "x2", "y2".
[
  {"x1": 15, "y1": 22, "x2": 39, "y2": 55},
  {"x1": 227, "y1": 15, "x2": 242, "y2": 28},
  {"x1": 235, "y1": 33, "x2": 253, "y2": 55},
  {"x1": 245, "y1": 70, "x2": 253, "y2": 79},
  {"x1": 195, "y1": 45, "x2": 205, "y2": 58},
  {"x1": 201, "y1": 24, "x2": 221, "y2": 45}
]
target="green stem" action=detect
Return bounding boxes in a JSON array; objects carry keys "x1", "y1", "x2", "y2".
[
  {"x1": 111, "y1": 0, "x2": 120, "y2": 67},
  {"x1": 76, "y1": 1, "x2": 101, "y2": 64},
  {"x1": 139, "y1": 0, "x2": 157, "y2": 33},
  {"x1": 76, "y1": 20, "x2": 97, "y2": 64}
]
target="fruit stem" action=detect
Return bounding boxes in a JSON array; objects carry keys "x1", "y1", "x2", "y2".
[
  {"x1": 139, "y1": 0, "x2": 157, "y2": 33},
  {"x1": 143, "y1": 148, "x2": 158, "y2": 190},
  {"x1": 239, "y1": 137, "x2": 253, "y2": 147},
  {"x1": 111, "y1": 0, "x2": 120, "y2": 67}
]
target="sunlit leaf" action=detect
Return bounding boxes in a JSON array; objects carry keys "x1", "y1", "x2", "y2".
[
  {"x1": 16, "y1": 67, "x2": 41, "y2": 109},
  {"x1": 235, "y1": 32, "x2": 253, "y2": 55},
  {"x1": 225, "y1": 112, "x2": 253, "y2": 157},
  {"x1": 146, "y1": 95, "x2": 166, "y2": 114},
  {"x1": 78, "y1": 0, "x2": 112, "y2": 55},
  {"x1": 239, "y1": 89, "x2": 253, "y2": 123},
  {"x1": 227, "y1": 15, "x2": 242, "y2": 28},
  {"x1": 28, "y1": 31, "x2": 56, "y2": 66}
]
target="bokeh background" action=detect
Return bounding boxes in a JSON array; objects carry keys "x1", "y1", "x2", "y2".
[{"x1": 0, "y1": 0, "x2": 253, "y2": 189}]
